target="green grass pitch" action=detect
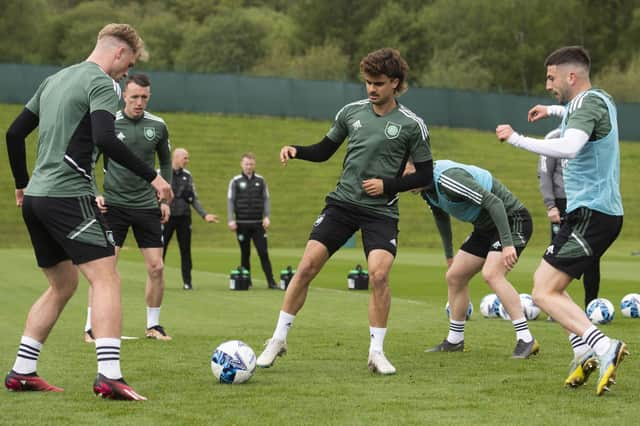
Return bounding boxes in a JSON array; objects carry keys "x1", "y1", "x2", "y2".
[
  {"x1": 1, "y1": 102, "x2": 639, "y2": 424},
  {"x1": 0, "y1": 245, "x2": 637, "y2": 425}
]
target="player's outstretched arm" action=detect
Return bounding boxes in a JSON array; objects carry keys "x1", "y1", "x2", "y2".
[
  {"x1": 381, "y1": 159, "x2": 433, "y2": 195},
  {"x1": 289, "y1": 136, "x2": 341, "y2": 164}
]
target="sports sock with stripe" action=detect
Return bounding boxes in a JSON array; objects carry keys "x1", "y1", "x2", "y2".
[
  {"x1": 96, "y1": 338, "x2": 122, "y2": 380},
  {"x1": 512, "y1": 317, "x2": 533, "y2": 342},
  {"x1": 569, "y1": 333, "x2": 590, "y2": 358},
  {"x1": 446, "y1": 320, "x2": 465, "y2": 344},
  {"x1": 582, "y1": 326, "x2": 611, "y2": 357},
  {"x1": 12, "y1": 336, "x2": 42, "y2": 374}
]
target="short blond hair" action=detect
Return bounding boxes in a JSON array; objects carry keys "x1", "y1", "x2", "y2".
[{"x1": 98, "y1": 23, "x2": 149, "y2": 61}]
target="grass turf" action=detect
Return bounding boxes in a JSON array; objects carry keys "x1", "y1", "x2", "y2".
[{"x1": 0, "y1": 246, "x2": 638, "y2": 425}]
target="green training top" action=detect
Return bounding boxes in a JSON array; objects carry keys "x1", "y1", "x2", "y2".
[
  {"x1": 24, "y1": 61, "x2": 120, "y2": 197},
  {"x1": 326, "y1": 99, "x2": 432, "y2": 219},
  {"x1": 564, "y1": 89, "x2": 611, "y2": 140},
  {"x1": 101, "y1": 110, "x2": 172, "y2": 209},
  {"x1": 425, "y1": 168, "x2": 525, "y2": 258}
]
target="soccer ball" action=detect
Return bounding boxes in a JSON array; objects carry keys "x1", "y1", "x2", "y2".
[
  {"x1": 480, "y1": 293, "x2": 500, "y2": 318},
  {"x1": 586, "y1": 298, "x2": 615, "y2": 324},
  {"x1": 445, "y1": 301, "x2": 473, "y2": 320},
  {"x1": 211, "y1": 340, "x2": 256, "y2": 384},
  {"x1": 620, "y1": 293, "x2": 640, "y2": 318},
  {"x1": 498, "y1": 301, "x2": 511, "y2": 320},
  {"x1": 519, "y1": 293, "x2": 541, "y2": 320}
]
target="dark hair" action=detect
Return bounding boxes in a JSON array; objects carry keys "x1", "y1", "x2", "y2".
[
  {"x1": 126, "y1": 73, "x2": 151, "y2": 88},
  {"x1": 360, "y1": 48, "x2": 409, "y2": 94},
  {"x1": 544, "y1": 46, "x2": 591, "y2": 71}
]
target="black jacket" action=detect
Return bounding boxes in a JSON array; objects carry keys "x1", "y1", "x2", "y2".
[{"x1": 170, "y1": 168, "x2": 207, "y2": 217}]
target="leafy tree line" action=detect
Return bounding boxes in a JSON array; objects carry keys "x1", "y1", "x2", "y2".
[{"x1": 2, "y1": 0, "x2": 639, "y2": 100}]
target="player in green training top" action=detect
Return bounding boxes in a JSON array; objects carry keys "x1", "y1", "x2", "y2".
[
  {"x1": 407, "y1": 160, "x2": 538, "y2": 359},
  {"x1": 496, "y1": 46, "x2": 627, "y2": 396},
  {"x1": 256, "y1": 48, "x2": 433, "y2": 375},
  {"x1": 4, "y1": 23, "x2": 172, "y2": 400},
  {"x1": 84, "y1": 74, "x2": 173, "y2": 343}
]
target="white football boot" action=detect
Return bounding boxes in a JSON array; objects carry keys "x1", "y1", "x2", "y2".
[
  {"x1": 367, "y1": 351, "x2": 397, "y2": 375},
  {"x1": 256, "y1": 338, "x2": 287, "y2": 368}
]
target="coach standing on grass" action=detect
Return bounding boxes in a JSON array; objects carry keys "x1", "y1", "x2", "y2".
[
  {"x1": 163, "y1": 148, "x2": 218, "y2": 290},
  {"x1": 496, "y1": 45, "x2": 627, "y2": 396},
  {"x1": 227, "y1": 152, "x2": 279, "y2": 289},
  {"x1": 4, "y1": 23, "x2": 172, "y2": 400}
]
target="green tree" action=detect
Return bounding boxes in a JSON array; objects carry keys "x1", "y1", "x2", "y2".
[
  {"x1": 355, "y1": 2, "x2": 431, "y2": 80},
  {"x1": 41, "y1": 1, "x2": 130, "y2": 65},
  {"x1": 251, "y1": 42, "x2": 349, "y2": 81},
  {"x1": 418, "y1": 46, "x2": 492, "y2": 91},
  {"x1": 290, "y1": 0, "x2": 388, "y2": 78},
  {"x1": 175, "y1": 9, "x2": 267, "y2": 73},
  {"x1": 169, "y1": 0, "x2": 244, "y2": 23},
  {"x1": 0, "y1": 0, "x2": 48, "y2": 63},
  {"x1": 137, "y1": 11, "x2": 186, "y2": 70},
  {"x1": 418, "y1": 0, "x2": 572, "y2": 94},
  {"x1": 594, "y1": 55, "x2": 640, "y2": 102},
  {"x1": 569, "y1": 0, "x2": 640, "y2": 72}
]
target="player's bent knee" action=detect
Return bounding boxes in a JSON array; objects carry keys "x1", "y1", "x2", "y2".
[
  {"x1": 297, "y1": 258, "x2": 324, "y2": 279},
  {"x1": 531, "y1": 286, "x2": 548, "y2": 308},
  {"x1": 480, "y1": 269, "x2": 502, "y2": 286},
  {"x1": 52, "y1": 280, "x2": 79, "y2": 301},
  {"x1": 445, "y1": 270, "x2": 469, "y2": 288},
  {"x1": 369, "y1": 270, "x2": 389, "y2": 288},
  {"x1": 293, "y1": 267, "x2": 318, "y2": 285}
]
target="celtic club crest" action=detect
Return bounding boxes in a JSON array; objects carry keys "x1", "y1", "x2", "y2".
[
  {"x1": 384, "y1": 121, "x2": 402, "y2": 139},
  {"x1": 144, "y1": 127, "x2": 156, "y2": 141}
]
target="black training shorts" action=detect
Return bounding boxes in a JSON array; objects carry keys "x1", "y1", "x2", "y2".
[
  {"x1": 309, "y1": 198, "x2": 399, "y2": 257},
  {"x1": 105, "y1": 205, "x2": 163, "y2": 248},
  {"x1": 460, "y1": 209, "x2": 533, "y2": 259},
  {"x1": 22, "y1": 195, "x2": 115, "y2": 267},
  {"x1": 543, "y1": 207, "x2": 622, "y2": 279}
]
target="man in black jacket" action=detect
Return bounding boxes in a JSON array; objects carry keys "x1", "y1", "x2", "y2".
[
  {"x1": 163, "y1": 148, "x2": 218, "y2": 290},
  {"x1": 227, "y1": 152, "x2": 278, "y2": 289}
]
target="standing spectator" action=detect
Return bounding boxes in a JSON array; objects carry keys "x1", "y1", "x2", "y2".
[
  {"x1": 85, "y1": 73, "x2": 173, "y2": 343},
  {"x1": 4, "y1": 23, "x2": 172, "y2": 400},
  {"x1": 227, "y1": 153, "x2": 278, "y2": 289},
  {"x1": 538, "y1": 129, "x2": 600, "y2": 308},
  {"x1": 163, "y1": 148, "x2": 218, "y2": 290}
]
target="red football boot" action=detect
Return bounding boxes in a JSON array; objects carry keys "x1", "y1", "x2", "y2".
[
  {"x1": 5, "y1": 370, "x2": 63, "y2": 392},
  {"x1": 93, "y1": 374, "x2": 147, "y2": 401}
]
